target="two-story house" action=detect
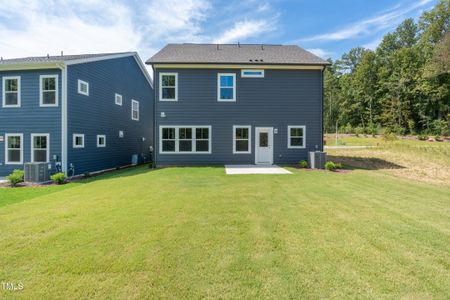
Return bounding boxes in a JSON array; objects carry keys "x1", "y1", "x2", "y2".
[
  {"x1": 146, "y1": 44, "x2": 329, "y2": 166},
  {"x1": 0, "y1": 52, "x2": 153, "y2": 176}
]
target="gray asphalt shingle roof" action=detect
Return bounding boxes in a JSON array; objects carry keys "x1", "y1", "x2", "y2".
[
  {"x1": 147, "y1": 44, "x2": 329, "y2": 65},
  {"x1": 0, "y1": 52, "x2": 135, "y2": 65}
]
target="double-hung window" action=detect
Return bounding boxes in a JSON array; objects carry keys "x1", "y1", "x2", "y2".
[
  {"x1": 159, "y1": 73, "x2": 177, "y2": 101},
  {"x1": 31, "y1": 134, "x2": 50, "y2": 162},
  {"x1": 115, "y1": 93, "x2": 122, "y2": 106},
  {"x1": 97, "y1": 135, "x2": 106, "y2": 147},
  {"x1": 2, "y1": 76, "x2": 21, "y2": 107},
  {"x1": 160, "y1": 126, "x2": 211, "y2": 154},
  {"x1": 218, "y1": 73, "x2": 236, "y2": 101},
  {"x1": 40, "y1": 75, "x2": 58, "y2": 107},
  {"x1": 5, "y1": 133, "x2": 23, "y2": 164},
  {"x1": 131, "y1": 100, "x2": 139, "y2": 121},
  {"x1": 288, "y1": 126, "x2": 306, "y2": 148},
  {"x1": 233, "y1": 126, "x2": 251, "y2": 154}
]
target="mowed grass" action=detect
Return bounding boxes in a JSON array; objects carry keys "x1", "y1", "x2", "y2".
[
  {"x1": 1, "y1": 165, "x2": 450, "y2": 298},
  {"x1": 325, "y1": 135, "x2": 450, "y2": 186}
]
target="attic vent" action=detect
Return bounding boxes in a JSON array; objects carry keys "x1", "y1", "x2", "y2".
[{"x1": 249, "y1": 59, "x2": 253, "y2": 62}]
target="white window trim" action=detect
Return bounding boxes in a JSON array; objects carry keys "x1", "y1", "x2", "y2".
[
  {"x1": 241, "y1": 69, "x2": 265, "y2": 78},
  {"x1": 217, "y1": 73, "x2": 236, "y2": 102},
  {"x1": 77, "y1": 80, "x2": 89, "y2": 96},
  {"x1": 2, "y1": 76, "x2": 21, "y2": 108},
  {"x1": 39, "y1": 75, "x2": 59, "y2": 107},
  {"x1": 97, "y1": 135, "x2": 106, "y2": 147},
  {"x1": 5, "y1": 133, "x2": 23, "y2": 165},
  {"x1": 233, "y1": 125, "x2": 251, "y2": 154},
  {"x1": 115, "y1": 93, "x2": 123, "y2": 106},
  {"x1": 73, "y1": 134, "x2": 85, "y2": 148},
  {"x1": 287, "y1": 125, "x2": 306, "y2": 149},
  {"x1": 159, "y1": 72, "x2": 178, "y2": 101},
  {"x1": 31, "y1": 133, "x2": 50, "y2": 163},
  {"x1": 131, "y1": 99, "x2": 139, "y2": 121},
  {"x1": 159, "y1": 126, "x2": 212, "y2": 154}
]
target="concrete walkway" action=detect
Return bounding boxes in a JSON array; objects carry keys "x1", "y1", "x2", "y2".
[{"x1": 225, "y1": 165, "x2": 292, "y2": 175}]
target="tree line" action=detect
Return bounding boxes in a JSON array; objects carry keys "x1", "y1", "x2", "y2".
[{"x1": 324, "y1": 0, "x2": 450, "y2": 136}]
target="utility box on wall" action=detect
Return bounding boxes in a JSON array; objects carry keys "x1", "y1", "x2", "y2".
[{"x1": 308, "y1": 151, "x2": 327, "y2": 169}]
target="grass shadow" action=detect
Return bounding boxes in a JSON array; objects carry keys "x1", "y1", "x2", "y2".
[{"x1": 328, "y1": 155, "x2": 405, "y2": 170}]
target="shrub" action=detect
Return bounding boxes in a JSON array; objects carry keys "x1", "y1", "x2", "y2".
[
  {"x1": 84, "y1": 172, "x2": 91, "y2": 178},
  {"x1": 324, "y1": 161, "x2": 336, "y2": 171},
  {"x1": 343, "y1": 123, "x2": 354, "y2": 134},
  {"x1": 7, "y1": 169, "x2": 24, "y2": 187},
  {"x1": 354, "y1": 126, "x2": 364, "y2": 136},
  {"x1": 298, "y1": 160, "x2": 308, "y2": 168},
  {"x1": 51, "y1": 172, "x2": 66, "y2": 185},
  {"x1": 418, "y1": 134, "x2": 428, "y2": 141},
  {"x1": 431, "y1": 119, "x2": 449, "y2": 136},
  {"x1": 334, "y1": 162, "x2": 343, "y2": 169}
]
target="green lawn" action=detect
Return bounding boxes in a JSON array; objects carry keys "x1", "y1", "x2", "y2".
[{"x1": 1, "y1": 166, "x2": 450, "y2": 298}]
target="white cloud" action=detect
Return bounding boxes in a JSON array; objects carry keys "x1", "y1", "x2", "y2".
[
  {"x1": 300, "y1": 0, "x2": 434, "y2": 42},
  {"x1": 306, "y1": 48, "x2": 333, "y2": 59},
  {"x1": 213, "y1": 19, "x2": 275, "y2": 44}
]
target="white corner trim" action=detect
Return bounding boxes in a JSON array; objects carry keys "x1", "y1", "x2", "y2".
[
  {"x1": 2, "y1": 76, "x2": 21, "y2": 108},
  {"x1": 60, "y1": 65, "x2": 68, "y2": 174},
  {"x1": 4, "y1": 133, "x2": 24, "y2": 165},
  {"x1": 77, "y1": 79, "x2": 89, "y2": 96},
  {"x1": 233, "y1": 125, "x2": 251, "y2": 154},
  {"x1": 217, "y1": 73, "x2": 236, "y2": 102},
  {"x1": 73, "y1": 133, "x2": 85, "y2": 148},
  {"x1": 287, "y1": 125, "x2": 306, "y2": 149},
  {"x1": 159, "y1": 72, "x2": 178, "y2": 101},
  {"x1": 39, "y1": 74, "x2": 59, "y2": 107},
  {"x1": 31, "y1": 133, "x2": 50, "y2": 163},
  {"x1": 97, "y1": 135, "x2": 106, "y2": 147}
]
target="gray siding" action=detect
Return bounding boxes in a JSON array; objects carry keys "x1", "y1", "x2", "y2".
[
  {"x1": 154, "y1": 68, "x2": 323, "y2": 165},
  {"x1": 0, "y1": 69, "x2": 62, "y2": 176},
  {"x1": 67, "y1": 56, "x2": 153, "y2": 175}
]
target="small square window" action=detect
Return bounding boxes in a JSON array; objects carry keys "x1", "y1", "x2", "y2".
[
  {"x1": 97, "y1": 135, "x2": 106, "y2": 147},
  {"x1": 78, "y1": 80, "x2": 89, "y2": 96},
  {"x1": 115, "y1": 93, "x2": 122, "y2": 106},
  {"x1": 73, "y1": 134, "x2": 85, "y2": 148}
]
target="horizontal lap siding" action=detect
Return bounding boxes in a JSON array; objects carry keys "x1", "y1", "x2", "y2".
[
  {"x1": 155, "y1": 68, "x2": 322, "y2": 165},
  {"x1": 67, "y1": 57, "x2": 153, "y2": 175},
  {"x1": 0, "y1": 69, "x2": 62, "y2": 176}
]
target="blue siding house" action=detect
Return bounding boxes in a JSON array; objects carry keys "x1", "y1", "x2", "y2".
[
  {"x1": 0, "y1": 52, "x2": 153, "y2": 177},
  {"x1": 146, "y1": 44, "x2": 329, "y2": 166}
]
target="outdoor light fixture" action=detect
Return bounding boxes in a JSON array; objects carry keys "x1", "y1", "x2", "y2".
[{"x1": 161, "y1": 112, "x2": 166, "y2": 118}]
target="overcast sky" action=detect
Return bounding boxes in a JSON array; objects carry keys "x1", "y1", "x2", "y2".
[{"x1": 0, "y1": 0, "x2": 438, "y2": 64}]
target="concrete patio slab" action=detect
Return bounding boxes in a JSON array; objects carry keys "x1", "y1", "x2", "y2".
[{"x1": 225, "y1": 165, "x2": 292, "y2": 175}]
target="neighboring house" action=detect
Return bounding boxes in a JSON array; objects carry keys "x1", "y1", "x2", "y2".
[
  {"x1": 146, "y1": 44, "x2": 329, "y2": 166},
  {"x1": 0, "y1": 52, "x2": 153, "y2": 176}
]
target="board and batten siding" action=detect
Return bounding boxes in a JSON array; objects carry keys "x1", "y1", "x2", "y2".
[
  {"x1": 67, "y1": 56, "x2": 153, "y2": 175},
  {"x1": 154, "y1": 68, "x2": 323, "y2": 165},
  {"x1": 0, "y1": 69, "x2": 62, "y2": 176}
]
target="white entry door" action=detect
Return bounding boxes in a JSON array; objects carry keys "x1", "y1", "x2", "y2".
[{"x1": 255, "y1": 127, "x2": 273, "y2": 165}]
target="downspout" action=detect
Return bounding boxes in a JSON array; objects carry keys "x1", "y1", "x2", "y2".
[
  {"x1": 58, "y1": 63, "x2": 68, "y2": 175},
  {"x1": 321, "y1": 67, "x2": 325, "y2": 152}
]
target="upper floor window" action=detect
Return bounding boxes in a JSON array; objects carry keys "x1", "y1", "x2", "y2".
[
  {"x1": 5, "y1": 133, "x2": 23, "y2": 164},
  {"x1": 159, "y1": 73, "x2": 177, "y2": 101},
  {"x1": 2, "y1": 76, "x2": 21, "y2": 107},
  {"x1": 115, "y1": 93, "x2": 122, "y2": 106},
  {"x1": 217, "y1": 73, "x2": 236, "y2": 102},
  {"x1": 241, "y1": 69, "x2": 264, "y2": 78},
  {"x1": 288, "y1": 126, "x2": 306, "y2": 148},
  {"x1": 78, "y1": 80, "x2": 89, "y2": 96},
  {"x1": 40, "y1": 75, "x2": 58, "y2": 107},
  {"x1": 131, "y1": 100, "x2": 139, "y2": 121},
  {"x1": 31, "y1": 134, "x2": 50, "y2": 162}
]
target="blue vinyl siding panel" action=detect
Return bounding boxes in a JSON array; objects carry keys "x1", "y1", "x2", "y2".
[
  {"x1": 154, "y1": 68, "x2": 323, "y2": 165},
  {"x1": 0, "y1": 69, "x2": 62, "y2": 176},
  {"x1": 67, "y1": 56, "x2": 153, "y2": 175}
]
